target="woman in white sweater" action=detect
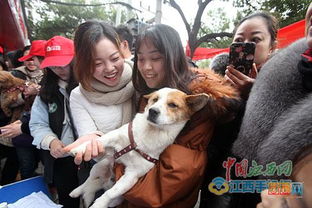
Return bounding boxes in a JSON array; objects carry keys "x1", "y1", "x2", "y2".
[{"x1": 70, "y1": 20, "x2": 134, "y2": 163}]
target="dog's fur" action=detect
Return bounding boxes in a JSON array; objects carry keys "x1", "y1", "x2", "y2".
[
  {"x1": 69, "y1": 88, "x2": 209, "y2": 208},
  {"x1": 0, "y1": 71, "x2": 26, "y2": 123}
]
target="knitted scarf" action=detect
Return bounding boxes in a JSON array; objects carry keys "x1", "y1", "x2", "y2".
[
  {"x1": 16, "y1": 66, "x2": 44, "y2": 84},
  {"x1": 79, "y1": 62, "x2": 134, "y2": 124},
  {"x1": 298, "y1": 48, "x2": 312, "y2": 91}
]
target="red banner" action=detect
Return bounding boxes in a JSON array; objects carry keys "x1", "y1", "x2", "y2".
[{"x1": 187, "y1": 19, "x2": 306, "y2": 60}]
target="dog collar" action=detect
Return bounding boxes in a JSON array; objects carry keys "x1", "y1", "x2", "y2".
[{"x1": 114, "y1": 122, "x2": 158, "y2": 164}]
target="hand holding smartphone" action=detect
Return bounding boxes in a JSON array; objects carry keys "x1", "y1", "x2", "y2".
[{"x1": 229, "y1": 42, "x2": 256, "y2": 75}]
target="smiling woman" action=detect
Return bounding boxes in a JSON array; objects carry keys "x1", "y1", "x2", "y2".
[
  {"x1": 67, "y1": 21, "x2": 135, "y2": 196},
  {"x1": 70, "y1": 20, "x2": 134, "y2": 141},
  {"x1": 93, "y1": 38, "x2": 125, "y2": 87}
]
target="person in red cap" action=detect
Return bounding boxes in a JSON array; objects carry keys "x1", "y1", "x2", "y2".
[
  {"x1": 29, "y1": 35, "x2": 79, "y2": 208},
  {"x1": 14, "y1": 41, "x2": 46, "y2": 96},
  {"x1": 0, "y1": 41, "x2": 47, "y2": 182},
  {"x1": 18, "y1": 40, "x2": 46, "y2": 62}
]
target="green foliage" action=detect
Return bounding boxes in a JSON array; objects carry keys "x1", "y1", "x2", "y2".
[
  {"x1": 26, "y1": 0, "x2": 134, "y2": 40},
  {"x1": 199, "y1": 8, "x2": 232, "y2": 48},
  {"x1": 232, "y1": 0, "x2": 310, "y2": 27},
  {"x1": 196, "y1": 59, "x2": 211, "y2": 68}
]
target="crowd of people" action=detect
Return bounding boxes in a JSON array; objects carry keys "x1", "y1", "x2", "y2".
[{"x1": 0, "y1": 2, "x2": 311, "y2": 208}]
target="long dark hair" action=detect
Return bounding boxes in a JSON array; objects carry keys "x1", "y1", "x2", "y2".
[
  {"x1": 39, "y1": 61, "x2": 77, "y2": 103},
  {"x1": 132, "y1": 24, "x2": 192, "y2": 94},
  {"x1": 74, "y1": 20, "x2": 122, "y2": 91}
]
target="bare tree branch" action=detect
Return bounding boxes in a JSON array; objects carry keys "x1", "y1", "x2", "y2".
[
  {"x1": 169, "y1": 0, "x2": 191, "y2": 34},
  {"x1": 39, "y1": 0, "x2": 142, "y2": 12},
  {"x1": 192, "y1": 0, "x2": 212, "y2": 37},
  {"x1": 168, "y1": 0, "x2": 232, "y2": 59},
  {"x1": 197, "y1": 32, "x2": 232, "y2": 44}
]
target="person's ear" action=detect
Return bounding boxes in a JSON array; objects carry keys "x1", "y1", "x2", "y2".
[
  {"x1": 121, "y1": 40, "x2": 129, "y2": 50},
  {"x1": 270, "y1": 40, "x2": 278, "y2": 54}
]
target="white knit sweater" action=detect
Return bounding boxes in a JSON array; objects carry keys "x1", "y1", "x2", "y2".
[{"x1": 70, "y1": 86, "x2": 124, "y2": 137}]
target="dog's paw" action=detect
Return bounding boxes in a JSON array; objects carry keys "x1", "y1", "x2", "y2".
[
  {"x1": 69, "y1": 141, "x2": 91, "y2": 156},
  {"x1": 90, "y1": 201, "x2": 108, "y2": 208},
  {"x1": 90, "y1": 197, "x2": 109, "y2": 208},
  {"x1": 69, "y1": 186, "x2": 82, "y2": 198}
]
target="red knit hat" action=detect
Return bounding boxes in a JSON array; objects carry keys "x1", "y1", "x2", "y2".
[
  {"x1": 40, "y1": 36, "x2": 74, "y2": 69},
  {"x1": 18, "y1": 40, "x2": 47, "y2": 61}
]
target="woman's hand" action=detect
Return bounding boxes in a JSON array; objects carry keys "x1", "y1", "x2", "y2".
[
  {"x1": 0, "y1": 120, "x2": 22, "y2": 139},
  {"x1": 50, "y1": 139, "x2": 66, "y2": 158},
  {"x1": 24, "y1": 83, "x2": 41, "y2": 98},
  {"x1": 257, "y1": 189, "x2": 288, "y2": 208},
  {"x1": 225, "y1": 63, "x2": 258, "y2": 99},
  {"x1": 63, "y1": 133, "x2": 104, "y2": 165}
]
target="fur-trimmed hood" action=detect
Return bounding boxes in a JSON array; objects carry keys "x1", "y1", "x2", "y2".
[
  {"x1": 188, "y1": 68, "x2": 241, "y2": 123},
  {"x1": 209, "y1": 53, "x2": 229, "y2": 76},
  {"x1": 232, "y1": 38, "x2": 312, "y2": 170}
]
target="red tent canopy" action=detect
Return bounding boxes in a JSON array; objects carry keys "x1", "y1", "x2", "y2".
[
  {"x1": 0, "y1": 0, "x2": 29, "y2": 52},
  {"x1": 187, "y1": 19, "x2": 306, "y2": 60}
]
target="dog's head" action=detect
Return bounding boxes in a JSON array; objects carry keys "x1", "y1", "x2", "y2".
[
  {"x1": 0, "y1": 71, "x2": 25, "y2": 90},
  {"x1": 143, "y1": 88, "x2": 209, "y2": 126}
]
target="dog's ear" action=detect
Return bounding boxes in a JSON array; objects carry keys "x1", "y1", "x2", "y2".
[
  {"x1": 186, "y1": 93, "x2": 210, "y2": 113},
  {"x1": 143, "y1": 92, "x2": 153, "y2": 100}
]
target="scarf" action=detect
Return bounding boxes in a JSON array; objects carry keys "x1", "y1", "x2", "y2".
[
  {"x1": 79, "y1": 62, "x2": 134, "y2": 125},
  {"x1": 26, "y1": 68, "x2": 44, "y2": 84},
  {"x1": 16, "y1": 66, "x2": 44, "y2": 84},
  {"x1": 298, "y1": 48, "x2": 312, "y2": 91}
]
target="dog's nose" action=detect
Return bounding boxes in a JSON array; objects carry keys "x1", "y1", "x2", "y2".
[{"x1": 148, "y1": 108, "x2": 160, "y2": 123}]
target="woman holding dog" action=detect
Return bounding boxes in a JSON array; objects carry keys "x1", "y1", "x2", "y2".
[
  {"x1": 66, "y1": 23, "x2": 240, "y2": 207},
  {"x1": 29, "y1": 36, "x2": 80, "y2": 208}
]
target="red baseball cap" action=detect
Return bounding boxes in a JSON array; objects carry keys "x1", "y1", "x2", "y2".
[
  {"x1": 18, "y1": 40, "x2": 47, "y2": 61},
  {"x1": 40, "y1": 36, "x2": 74, "y2": 69}
]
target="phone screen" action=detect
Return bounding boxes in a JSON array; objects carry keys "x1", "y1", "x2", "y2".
[{"x1": 229, "y1": 42, "x2": 256, "y2": 75}]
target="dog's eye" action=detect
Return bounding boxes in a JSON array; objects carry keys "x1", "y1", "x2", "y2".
[
  {"x1": 168, "y1": 103, "x2": 178, "y2": 108},
  {"x1": 152, "y1": 98, "x2": 158, "y2": 102}
]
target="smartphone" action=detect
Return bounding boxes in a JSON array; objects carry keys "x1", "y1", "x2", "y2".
[{"x1": 229, "y1": 42, "x2": 256, "y2": 75}]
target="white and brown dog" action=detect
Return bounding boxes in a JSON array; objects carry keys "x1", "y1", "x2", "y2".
[{"x1": 69, "y1": 87, "x2": 209, "y2": 208}]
